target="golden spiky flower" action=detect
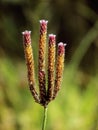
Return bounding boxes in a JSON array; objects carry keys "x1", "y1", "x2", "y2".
[
  {"x1": 22, "y1": 20, "x2": 66, "y2": 107},
  {"x1": 22, "y1": 31, "x2": 40, "y2": 103},
  {"x1": 47, "y1": 34, "x2": 56, "y2": 102},
  {"x1": 53, "y1": 42, "x2": 66, "y2": 99},
  {"x1": 22, "y1": 20, "x2": 66, "y2": 130},
  {"x1": 38, "y1": 20, "x2": 48, "y2": 105}
]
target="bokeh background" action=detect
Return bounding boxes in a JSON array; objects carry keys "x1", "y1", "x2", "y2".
[{"x1": 0, "y1": 0, "x2": 98, "y2": 130}]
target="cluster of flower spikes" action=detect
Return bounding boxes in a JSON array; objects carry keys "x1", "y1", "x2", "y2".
[{"x1": 22, "y1": 20, "x2": 66, "y2": 108}]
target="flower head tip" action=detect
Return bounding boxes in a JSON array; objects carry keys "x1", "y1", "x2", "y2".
[
  {"x1": 49, "y1": 34, "x2": 56, "y2": 44},
  {"x1": 22, "y1": 30, "x2": 31, "y2": 45},
  {"x1": 58, "y1": 42, "x2": 66, "y2": 55}
]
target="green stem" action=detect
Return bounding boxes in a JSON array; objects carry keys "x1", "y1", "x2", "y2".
[{"x1": 42, "y1": 106, "x2": 48, "y2": 130}]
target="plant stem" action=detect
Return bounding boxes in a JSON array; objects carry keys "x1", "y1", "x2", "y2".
[{"x1": 42, "y1": 106, "x2": 48, "y2": 130}]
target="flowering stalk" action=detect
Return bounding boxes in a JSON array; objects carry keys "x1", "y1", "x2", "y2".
[
  {"x1": 53, "y1": 42, "x2": 66, "y2": 99},
  {"x1": 22, "y1": 20, "x2": 66, "y2": 130},
  {"x1": 47, "y1": 34, "x2": 56, "y2": 102},
  {"x1": 38, "y1": 20, "x2": 48, "y2": 106},
  {"x1": 22, "y1": 31, "x2": 40, "y2": 103}
]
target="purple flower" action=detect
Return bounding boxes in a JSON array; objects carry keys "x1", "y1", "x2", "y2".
[
  {"x1": 40, "y1": 20, "x2": 48, "y2": 34},
  {"x1": 58, "y1": 42, "x2": 66, "y2": 55},
  {"x1": 22, "y1": 30, "x2": 31, "y2": 45},
  {"x1": 48, "y1": 34, "x2": 56, "y2": 44}
]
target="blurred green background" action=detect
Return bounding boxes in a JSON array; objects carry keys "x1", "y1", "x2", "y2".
[{"x1": 0, "y1": 0, "x2": 98, "y2": 130}]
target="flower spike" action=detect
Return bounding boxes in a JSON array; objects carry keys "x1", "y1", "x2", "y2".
[
  {"x1": 22, "y1": 20, "x2": 66, "y2": 130},
  {"x1": 47, "y1": 34, "x2": 56, "y2": 102},
  {"x1": 22, "y1": 21, "x2": 65, "y2": 107},
  {"x1": 38, "y1": 20, "x2": 48, "y2": 106},
  {"x1": 53, "y1": 42, "x2": 66, "y2": 99},
  {"x1": 22, "y1": 30, "x2": 40, "y2": 103}
]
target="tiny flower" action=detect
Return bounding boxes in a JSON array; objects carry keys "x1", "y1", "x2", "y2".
[
  {"x1": 58, "y1": 42, "x2": 66, "y2": 55},
  {"x1": 48, "y1": 34, "x2": 56, "y2": 44},
  {"x1": 22, "y1": 30, "x2": 31, "y2": 45},
  {"x1": 40, "y1": 20, "x2": 48, "y2": 34}
]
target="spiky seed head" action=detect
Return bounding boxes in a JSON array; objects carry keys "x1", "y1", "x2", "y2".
[
  {"x1": 52, "y1": 42, "x2": 66, "y2": 99},
  {"x1": 38, "y1": 19, "x2": 48, "y2": 106},
  {"x1": 47, "y1": 34, "x2": 56, "y2": 103}
]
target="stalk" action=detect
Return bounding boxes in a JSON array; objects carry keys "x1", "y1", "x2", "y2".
[{"x1": 42, "y1": 106, "x2": 48, "y2": 130}]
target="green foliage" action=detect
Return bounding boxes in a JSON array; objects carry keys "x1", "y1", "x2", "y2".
[{"x1": 0, "y1": 55, "x2": 98, "y2": 130}]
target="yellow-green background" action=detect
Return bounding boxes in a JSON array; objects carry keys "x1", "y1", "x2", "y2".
[{"x1": 0, "y1": 0, "x2": 98, "y2": 130}]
